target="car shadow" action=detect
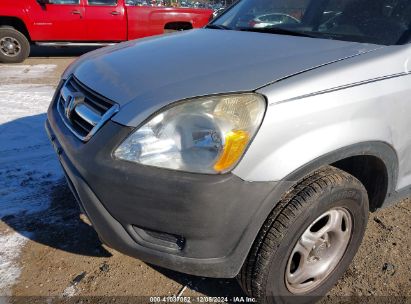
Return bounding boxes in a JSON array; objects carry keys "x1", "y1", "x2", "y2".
[
  {"x1": 29, "y1": 45, "x2": 102, "y2": 58},
  {"x1": 2, "y1": 177, "x2": 112, "y2": 258},
  {"x1": 0, "y1": 113, "x2": 111, "y2": 258}
]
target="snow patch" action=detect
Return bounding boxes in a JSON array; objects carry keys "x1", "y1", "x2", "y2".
[
  {"x1": 62, "y1": 285, "x2": 77, "y2": 298},
  {"x1": 0, "y1": 65, "x2": 57, "y2": 79},
  {"x1": 0, "y1": 84, "x2": 60, "y2": 218},
  {"x1": 0, "y1": 84, "x2": 55, "y2": 124},
  {"x1": 0, "y1": 232, "x2": 32, "y2": 296}
]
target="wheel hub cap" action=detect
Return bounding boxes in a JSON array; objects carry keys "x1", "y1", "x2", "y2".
[
  {"x1": 285, "y1": 207, "x2": 353, "y2": 294},
  {"x1": 311, "y1": 236, "x2": 329, "y2": 259},
  {"x1": 0, "y1": 37, "x2": 21, "y2": 57}
]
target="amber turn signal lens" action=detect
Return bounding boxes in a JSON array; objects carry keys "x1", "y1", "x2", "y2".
[{"x1": 213, "y1": 130, "x2": 250, "y2": 172}]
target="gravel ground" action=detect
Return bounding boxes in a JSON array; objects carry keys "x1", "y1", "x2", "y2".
[{"x1": 0, "y1": 48, "x2": 410, "y2": 303}]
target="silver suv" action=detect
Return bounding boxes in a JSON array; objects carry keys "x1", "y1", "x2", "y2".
[{"x1": 46, "y1": 0, "x2": 411, "y2": 302}]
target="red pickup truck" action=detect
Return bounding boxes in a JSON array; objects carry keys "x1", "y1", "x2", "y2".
[{"x1": 0, "y1": 0, "x2": 213, "y2": 63}]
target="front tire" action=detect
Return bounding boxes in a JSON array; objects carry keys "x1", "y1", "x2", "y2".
[
  {"x1": 238, "y1": 166, "x2": 369, "y2": 304},
  {"x1": 0, "y1": 27, "x2": 30, "y2": 63}
]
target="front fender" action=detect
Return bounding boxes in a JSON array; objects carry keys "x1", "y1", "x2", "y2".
[
  {"x1": 233, "y1": 77, "x2": 403, "y2": 190},
  {"x1": 234, "y1": 115, "x2": 394, "y2": 183}
]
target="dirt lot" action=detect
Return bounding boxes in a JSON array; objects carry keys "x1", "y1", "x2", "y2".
[{"x1": 0, "y1": 48, "x2": 410, "y2": 303}]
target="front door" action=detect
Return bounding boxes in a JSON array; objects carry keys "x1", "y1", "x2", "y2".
[
  {"x1": 84, "y1": 0, "x2": 127, "y2": 41},
  {"x1": 29, "y1": 0, "x2": 86, "y2": 41}
]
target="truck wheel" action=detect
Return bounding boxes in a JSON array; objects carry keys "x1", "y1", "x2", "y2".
[
  {"x1": 0, "y1": 27, "x2": 30, "y2": 63},
  {"x1": 238, "y1": 166, "x2": 369, "y2": 304}
]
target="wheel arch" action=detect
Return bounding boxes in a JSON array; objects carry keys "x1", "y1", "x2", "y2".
[
  {"x1": 164, "y1": 21, "x2": 193, "y2": 31},
  {"x1": 280, "y1": 141, "x2": 398, "y2": 211},
  {"x1": 0, "y1": 16, "x2": 31, "y2": 41}
]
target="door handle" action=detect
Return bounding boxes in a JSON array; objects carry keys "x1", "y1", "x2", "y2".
[
  {"x1": 71, "y1": 10, "x2": 82, "y2": 15},
  {"x1": 110, "y1": 11, "x2": 121, "y2": 15}
]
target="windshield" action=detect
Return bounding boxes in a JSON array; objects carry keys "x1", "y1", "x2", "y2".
[{"x1": 211, "y1": 0, "x2": 411, "y2": 45}]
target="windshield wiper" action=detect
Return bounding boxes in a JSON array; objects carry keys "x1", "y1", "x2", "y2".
[
  {"x1": 205, "y1": 24, "x2": 232, "y2": 30},
  {"x1": 238, "y1": 27, "x2": 315, "y2": 38}
]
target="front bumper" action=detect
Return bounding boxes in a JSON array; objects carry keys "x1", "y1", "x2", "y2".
[{"x1": 46, "y1": 93, "x2": 285, "y2": 278}]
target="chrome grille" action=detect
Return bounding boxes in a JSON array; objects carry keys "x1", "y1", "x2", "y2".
[{"x1": 57, "y1": 76, "x2": 119, "y2": 142}]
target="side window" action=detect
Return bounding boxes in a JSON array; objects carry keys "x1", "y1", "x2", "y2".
[
  {"x1": 88, "y1": 0, "x2": 118, "y2": 5},
  {"x1": 50, "y1": 0, "x2": 80, "y2": 4},
  {"x1": 125, "y1": 0, "x2": 219, "y2": 8}
]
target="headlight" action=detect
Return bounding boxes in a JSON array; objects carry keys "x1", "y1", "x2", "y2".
[{"x1": 114, "y1": 94, "x2": 266, "y2": 174}]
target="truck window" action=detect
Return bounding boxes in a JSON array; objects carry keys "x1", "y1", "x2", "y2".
[
  {"x1": 125, "y1": 0, "x2": 199, "y2": 8},
  {"x1": 50, "y1": 0, "x2": 80, "y2": 4},
  {"x1": 88, "y1": 0, "x2": 118, "y2": 5}
]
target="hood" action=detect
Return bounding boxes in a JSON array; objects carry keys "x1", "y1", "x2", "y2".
[{"x1": 72, "y1": 29, "x2": 381, "y2": 127}]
